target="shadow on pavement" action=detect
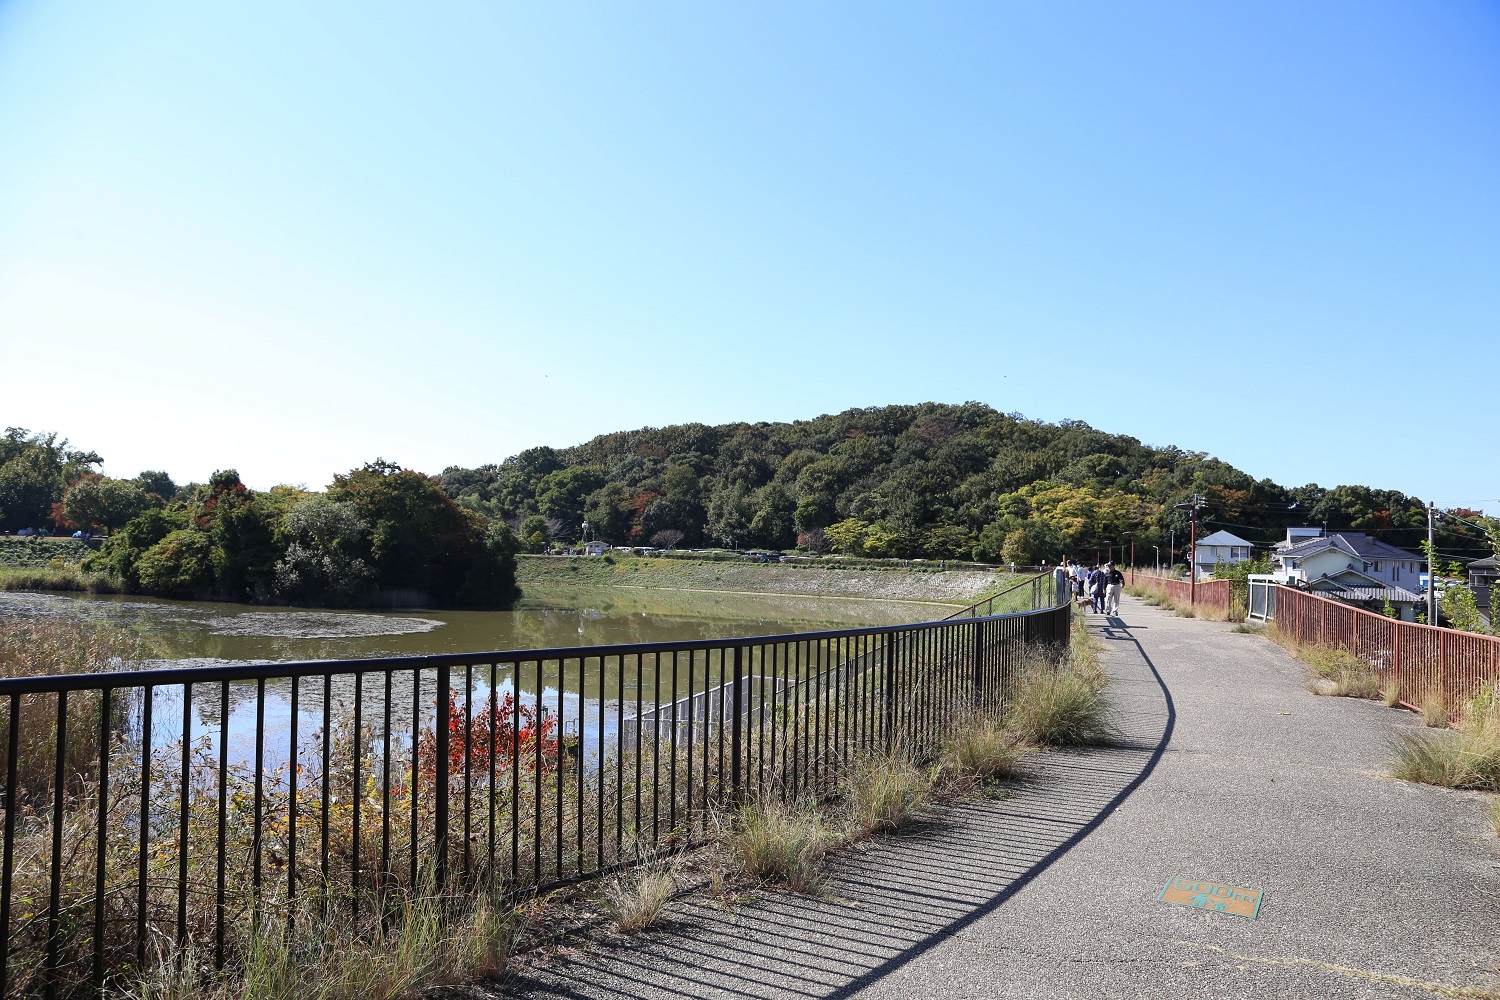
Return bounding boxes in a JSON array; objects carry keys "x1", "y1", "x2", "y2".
[{"x1": 500, "y1": 617, "x2": 1176, "y2": 1000}]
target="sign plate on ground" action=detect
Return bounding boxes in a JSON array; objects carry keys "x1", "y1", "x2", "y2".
[{"x1": 1158, "y1": 877, "x2": 1263, "y2": 918}]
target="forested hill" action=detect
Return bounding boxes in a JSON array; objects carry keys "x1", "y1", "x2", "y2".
[{"x1": 438, "y1": 402, "x2": 1493, "y2": 564}]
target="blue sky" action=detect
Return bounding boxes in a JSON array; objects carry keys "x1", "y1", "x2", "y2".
[{"x1": 2, "y1": 2, "x2": 1497, "y2": 507}]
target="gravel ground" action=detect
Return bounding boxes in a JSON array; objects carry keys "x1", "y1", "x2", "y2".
[{"x1": 492, "y1": 596, "x2": 1500, "y2": 999}]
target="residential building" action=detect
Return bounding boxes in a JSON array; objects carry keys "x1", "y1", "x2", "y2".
[
  {"x1": 1271, "y1": 530, "x2": 1426, "y2": 621},
  {"x1": 1193, "y1": 530, "x2": 1255, "y2": 581},
  {"x1": 1469, "y1": 555, "x2": 1497, "y2": 610}
]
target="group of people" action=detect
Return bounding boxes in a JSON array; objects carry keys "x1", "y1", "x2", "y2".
[{"x1": 1067, "y1": 560, "x2": 1125, "y2": 615}]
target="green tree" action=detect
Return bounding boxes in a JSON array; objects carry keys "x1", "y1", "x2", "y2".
[
  {"x1": 273, "y1": 495, "x2": 374, "y2": 606},
  {"x1": 202, "y1": 470, "x2": 280, "y2": 602},
  {"x1": 535, "y1": 466, "x2": 606, "y2": 535},
  {"x1": 999, "y1": 519, "x2": 1065, "y2": 566},
  {"x1": 132, "y1": 470, "x2": 178, "y2": 502},
  {"x1": 84, "y1": 507, "x2": 185, "y2": 590},
  {"x1": 0, "y1": 452, "x2": 63, "y2": 530},
  {"x1": 825, "y1": 518, "x2": 870, "y2": 556},
  {"x1": 1439, "y1": 584, "x2": 1485, "y2": 634},
  {"x1": 706, "y1": 483, "x2": 752, "y2": 548},
  {"x1": 56, "y1": 475, "x2": 151, "y2": 532},
  {"x1": 136, "y1": 529, "x2": 215, "y2": 597},
  {"x1": 518, "y1": 514, "x2": 551, "y2": 553}
]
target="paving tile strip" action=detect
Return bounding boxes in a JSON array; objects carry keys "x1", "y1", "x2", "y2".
[{"x1": 499, "y1": 614, "x2": 1173, "y2": 1000}]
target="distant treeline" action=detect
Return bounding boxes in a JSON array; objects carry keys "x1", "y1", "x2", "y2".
[
  {"x1": 435, "y1": 403, "x2": 1496, "y2": 566},
  {"x1": 2, "y1": 405, "x2": 1492, "y2": 604},
  {"x1": 0, "y1": 429, "x2": 517, "y2": 607}
]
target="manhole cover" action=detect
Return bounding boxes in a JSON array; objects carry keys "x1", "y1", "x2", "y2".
[{"x1": 1158, "y1": 877, "x2": 1262, "y2": 918}]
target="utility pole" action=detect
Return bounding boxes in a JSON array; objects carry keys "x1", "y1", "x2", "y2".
[
  {"x1": 1427, "y1": 502, "x2": 1437, "y2": 625},
  {"x1": 1174, "y1": 495, "x2": 1204, "y2": 603},
  {"x1": 1190, "y1": 497, "x2": 1199, "y2": 605},
  {"x1": 1169, "y1": 528, "x2": 1175, "y2": 573}
]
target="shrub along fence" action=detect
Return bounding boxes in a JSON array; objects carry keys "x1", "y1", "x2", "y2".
[
  {"x1": 1270, "y1": 586, "x2": 1499, "y2": 720},
  {"x1": 0, "y1": 576, "x2": 1070, "y2": 997}
]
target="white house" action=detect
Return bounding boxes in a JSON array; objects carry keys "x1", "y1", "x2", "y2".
[
  {"x1": 1271, "y1": 530, "x2": 1425, "y2": 621},
  {"x1": 1193, "y1": 530, "x2": 1255, "y2": 580}
]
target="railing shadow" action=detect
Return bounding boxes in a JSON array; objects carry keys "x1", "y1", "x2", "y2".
[{"x1": 500, "y1": 617, "x2": 1176, "y2": 1000}]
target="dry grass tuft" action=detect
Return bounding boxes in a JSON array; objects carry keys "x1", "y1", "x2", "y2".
[
  {"x1": 133, "y1": 891, "x2": 516, "y2": 1000},
  {"x1": 606, "y1": 864, "x2": 676, "y2": 934},
  {"x1": 942, "y1": 708, "x2": 1027, "y2": 782},
  {"x1": 1002, "y1": 647, "x2": 1111, "y2": 747},
  {"x1": 1300, "y1": 645, "x2": 1383, "y2": 699},
  {"x1": 1390, "y1": 686, "x2": 1500, "y2": 793},
  {"x1": 1421, "y1": 688, "x2": 1450, "y2": 729},
  {"x1": 839, "y1": 751, "x2": 933, "y2": 836},
  {"x1": 726, "y1": 798, "x2": 832, "y2": 894}
]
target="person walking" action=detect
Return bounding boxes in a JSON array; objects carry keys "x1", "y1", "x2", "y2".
[
  {"x1": 1089, "y1": 564, "x2": 1107, "y2": 613},
  {"x1": 1106, "y1": 561, "x2": 1125, "y2": 615}
]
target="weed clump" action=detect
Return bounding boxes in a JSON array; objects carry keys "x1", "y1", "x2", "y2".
[
  {"x1": 1002, "y1": 651, "x2": 1111, "y2": 747},
  {"x1": 943, "y1": 708, "x2": 1027, "y2": 782},
  {"x1": 134, "y1": 890, "x2": 515, "y2": 1000},
  {"x1": 1420, "y1": 688, "x2": 1450, "y2": 728},
  {"x1": 1301, "y1": 646, "x2": 1383, "y2": 699},
  {"x1": 1389, "y1": 685, "x2": 1500, "y2": 792},
  {"x1": 727, "y1": 799, "x2": 831, "y2": 894},
  {"x1": 839, "y1": 751, "x2": 933, "y2": 836},
  {"x1": 606, "y1": 864, "x2": 676, "y2": 934}
]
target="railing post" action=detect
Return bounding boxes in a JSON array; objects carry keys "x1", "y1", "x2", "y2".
[
  {"x1": 884, "y1": 632, "x2": 898, "y2": 754},
  {"x1": 434, "y1": 660, "x2": 450, "y2": 893},
  {"x1": 730, "y1": 645, "x2": 744, "y2": 801},
  {"x1": 970, "y1": 619, "x2": 985, "y2": 708}
]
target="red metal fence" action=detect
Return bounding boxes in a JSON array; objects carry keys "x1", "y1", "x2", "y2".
[
  {"x1": 1129, "y1": 573, "x2": 1233, "y2": 616},
  {"x1": 1274, "y1": 586, "x2": 1500, "y2": 717}
]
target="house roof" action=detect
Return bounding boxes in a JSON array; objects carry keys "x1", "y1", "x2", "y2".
[
  {"x1": 1313, "y1": 585, "x2": 1424, "y2": 604},
  {"x1": 1277, "y1": 532, "x2": 1420, "y2": 563},
  {"x1": 1195, "y1": 530, "x2": 1252, "y2": 548},
  {"x1": 1313, "y1": 566, "x2": 1386, "y2": 588},
  {"x1": 1470, "y1": 555, "x2": 1499, "y2": 571}
]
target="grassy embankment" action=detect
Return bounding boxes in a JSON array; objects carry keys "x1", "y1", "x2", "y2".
[
  {"x1": 516, "y1": 553, "x2": 1012, "y2": 608},
  {"x1": 0, "y1": 536, "x2": 114, "y2": 593}
]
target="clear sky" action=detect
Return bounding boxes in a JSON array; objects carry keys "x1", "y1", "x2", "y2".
[{"x1": 2, "y1": 2, "x2": 1497, "y2": 507}]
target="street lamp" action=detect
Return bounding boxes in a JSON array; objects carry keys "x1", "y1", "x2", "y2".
[
  {"x1": 1153, "y1": 545, "x2": 1160, "y2": 573},
  {"x1": 1123, "y1": 530, "x2": 1135, "y2": 583}
]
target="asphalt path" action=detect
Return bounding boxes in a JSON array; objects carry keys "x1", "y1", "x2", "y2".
[{"x1": 496, "y1": 596, "x2": 1500, "y2": 999}]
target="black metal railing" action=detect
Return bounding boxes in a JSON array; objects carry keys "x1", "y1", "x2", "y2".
[
  {"x1": 0, "y1": 593, "x2": 1070, "y2": 997},
  {"x1": 944, "y1": 569, "x2": 1061, "y2": 620}
]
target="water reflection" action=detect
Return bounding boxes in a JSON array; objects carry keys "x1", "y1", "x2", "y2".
[{"x1": 1, "y1": 585, "x2": 953, "y2": 777}]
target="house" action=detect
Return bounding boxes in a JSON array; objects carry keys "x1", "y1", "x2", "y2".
[
  {"x1": 1271, "y1": 530, "x2": 1426, "y2": 621},
  {"x1": 1193, "y1": 530, "x2": 1255, "y2": 580},
  {"x1": 1274, "y1": 527, "x2": 1326, "y2": 551},
  {"x1": 581, "y1": 540, "x2": 609, "y2": 556},
  {"x1": 1469, "y1": 555, "x2": 1498, "y2": 610}
]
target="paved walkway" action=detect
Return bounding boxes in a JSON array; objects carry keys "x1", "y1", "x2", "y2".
[{"x1": 497, "y1": 597, "x2": 1500, "y2": 999}]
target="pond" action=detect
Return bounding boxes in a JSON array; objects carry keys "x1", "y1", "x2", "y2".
[
  {"x1": 0, "y1": 585, "x2": 963, "y2": 779},
  {"x1": 0, "y1": 584, "x2": 950, "y2": 664}
]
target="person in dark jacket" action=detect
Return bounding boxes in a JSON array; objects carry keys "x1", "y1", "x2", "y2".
[{"x1": 1089, "y1": 565, "x2": 1107, "y2": 613}]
